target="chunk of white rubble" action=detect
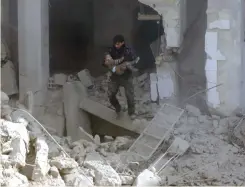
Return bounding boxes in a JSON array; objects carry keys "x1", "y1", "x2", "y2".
[
  {"x1": 94, "y1": 134, "x2": 100, "y2": 145},
  {"x1": 29, "y1": 177, "x2": 66, "y2": 187},
  {"x1": 1, "y1": 91, "x2": 9, "y2": 104},
  {"x1": 0, "y1": 154, "x2": 11, "y2": 168},
  {"x1": 0, "y1": 119, "x2": 29, "y2": 145},
  {"x1": 84, "y1": 152, "x2": 122, "y2": 186},
  {"x1": 50, "y1": 155, "x2": 78, "y2": 170},
  {"x1": 49, "y1": 166, "x2": 59, "y2": 178},
  {"x1": 1, "y1": 168, "x2": 29, "y2": 187},
  {"x1": 77, "y1": 69, "x2": 93, "y2": 88},
  {"x1": 119, "y1": 174, "x2": 135, "y2": 185},
  {"x1": 53, "y1": 73, "x2": 67, "y2": 85},
  {"x1": 186, "y1": 104, "x2": 201, "y2": 117},
  {"x1": 63, "y1": 169, "x2": 93, "y2": 187},
  {"x1": 71, "y1": 143, "x2": 86, "y2": 165},
  {"x1": 9, "y1": 138, "x2": 27, "y2": 167},
  {"x1": 1, "y1": 105, "x2": 12, "y2": 119},
  {"x1": 109, "y1": 136, "x2": 134, "y2": 152},
  {"x1": 134, "y1": 169, "x2": 162, "y2": 186},
  {"x1": 32, "y1": 138, "x2": 50, "y2": 181},
  {"x1": 2, "y1": 140, "x2": 13, "y2": 154},
  {"x1": 104, "y1": 136, "x2": 114, "y2": 142}
]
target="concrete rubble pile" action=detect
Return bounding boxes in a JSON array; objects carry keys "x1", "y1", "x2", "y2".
[
  {"x1": 0, "y1": 90, "x2": 140, "y2": 187},
  {"x1": 2, "y1": 66, "x2": 245, "y2": 186}
]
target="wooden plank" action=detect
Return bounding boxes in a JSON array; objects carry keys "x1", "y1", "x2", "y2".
[{"x1": 80, "y1": 98, "x2": 147, "y2": 134}]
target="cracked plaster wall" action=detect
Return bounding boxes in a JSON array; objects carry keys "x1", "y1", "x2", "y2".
[
  {"x1": 139, "y1": 0, "x2": 183, "y2": 48},
  {"x1": 205, "y1": 0, "x2": 243, "y2": 115}
]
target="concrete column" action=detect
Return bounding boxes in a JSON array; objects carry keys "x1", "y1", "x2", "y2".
[
  {"x1": 205, "y1": 0, "x2": 243, "y2": 115},
  {"x1": 18, "y1": 0, "x2": 49, "y2": 116}
]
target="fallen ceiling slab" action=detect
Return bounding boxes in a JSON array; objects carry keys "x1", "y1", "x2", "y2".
[{"x1": 80, "y1": 98, "x2": 147, "y2": 134}]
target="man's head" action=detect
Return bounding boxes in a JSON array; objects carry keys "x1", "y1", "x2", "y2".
[{"x1": 113, "y1": 35, "x2": 125, "y2": 49}]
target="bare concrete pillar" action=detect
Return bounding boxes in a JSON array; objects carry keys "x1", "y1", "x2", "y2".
[
  {"x1": 205, "y1": 0, "x2": 243, "y2": 115},
  {"x1": 18, "y1": 0, "x2": 49, "y2": 116}
]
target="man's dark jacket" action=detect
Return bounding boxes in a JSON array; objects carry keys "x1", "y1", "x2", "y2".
[{"x1": 103, "y1": 44, "x2": 137, "y2": 79}]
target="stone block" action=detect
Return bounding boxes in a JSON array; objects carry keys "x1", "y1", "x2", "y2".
[
  {"x1": 32, "y1": 138, "x2": 49, "y2": 181},
  {"x1": 84, "y1": 152, "x2": 121, "y2": 186},
  {"x1": 63, "y1": 81, "x2": 92, "y2": 141},
  {"x1": 77, "y1": 69, "x2": 93, "y2": 88},
  {"x1": 9, "y1": 138, "x2": 27, "y2": 167},
  {"x1": 49, "y1": 166, "x2": 59, "y2": 178},
  {"x1": 50, "y1": 156, "x2": 78, "y2": 170},
  {"x1": 53, "y1": 73, "x2": 67, "y2": 85}
]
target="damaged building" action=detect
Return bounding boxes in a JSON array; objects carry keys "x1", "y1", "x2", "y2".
[{"x1": 2, "y1": 0, "x2": 245, "y2": 186}]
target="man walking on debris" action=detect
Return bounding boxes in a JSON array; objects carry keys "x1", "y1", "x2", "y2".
[{"x1": 103, "y1": 34, "x2": 138, "y2": 120}]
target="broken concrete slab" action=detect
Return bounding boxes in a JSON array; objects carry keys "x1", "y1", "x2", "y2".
[
  {"x1": 63, "y1": 81, "x2": 92, "y2": 141},
  {"x1": 2, "y1": 168, "x2": 29, "y2": 187},
  {"x1": 80, "y1": 98, "x2": 147, "y2": 134},
  {"x1": 0, "y1": 119, "x2": 30, "y2": 145},
  {"x1": 77, "y1": 69, "x2": 93, "y2": 88},
  {"x1": 32, "y1": 138, "x2": 50, "y2": 181},
  {"x1": 50, "y1": 156, "x2": 78, "y2": 171},
  {"x1": 84, "y1": 152, "x2": 122, "y2": 186},
  {"x1": 53, "y1": 73, "x2": 67, "y2": 86},
  {"x1": 63, "y1": 169, "x2": 93, "y2": 187},
  {"x1": 9, "y1": 138, "x2": 27, "y2": 167}
]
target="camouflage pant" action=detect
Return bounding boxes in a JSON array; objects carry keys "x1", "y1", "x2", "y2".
[{"x1": 108, "y1": 76, "x2": 135, "y2": 115}]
